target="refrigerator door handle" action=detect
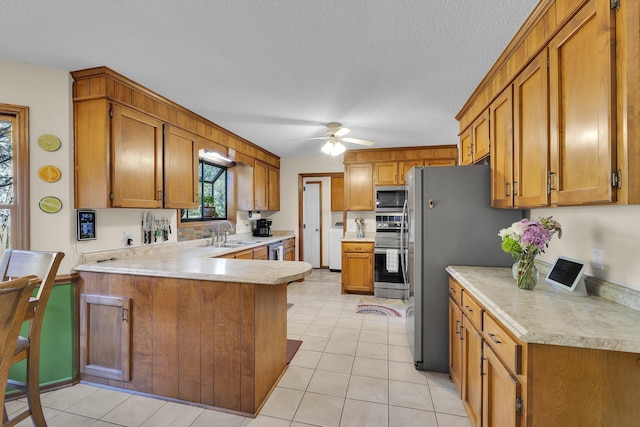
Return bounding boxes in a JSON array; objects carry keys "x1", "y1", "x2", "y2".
[{"x1": 400, "y1": 199, "x2": 408, "y2": 287}]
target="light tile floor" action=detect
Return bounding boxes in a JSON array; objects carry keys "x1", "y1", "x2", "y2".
[{"x1": 5, "y1": 269, "x2": 470, "y2": 427}]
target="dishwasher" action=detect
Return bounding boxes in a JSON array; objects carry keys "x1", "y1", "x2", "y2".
[{"x1": 269, "y1": 241, "x2": 284, "y2": 261}]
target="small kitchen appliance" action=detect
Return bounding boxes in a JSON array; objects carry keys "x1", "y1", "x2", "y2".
[{"x1": 253, "y1": 218, "x2": 272, "y2": 237}]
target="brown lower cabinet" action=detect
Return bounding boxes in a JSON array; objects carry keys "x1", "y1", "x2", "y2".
[
  {"x1": 341, "y1": 242, "x2": 374, "y2": 294},
  {"x1": 78, "y1": 272, "x2": 287, "y2": 416},
  {"x1": 449, "y1": 276, "x2": 640, "y2": 427}
]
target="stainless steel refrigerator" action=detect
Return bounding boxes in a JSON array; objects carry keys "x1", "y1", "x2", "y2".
[{"x1": 403, "y1": 164, "x2": 521, "y2": 372}]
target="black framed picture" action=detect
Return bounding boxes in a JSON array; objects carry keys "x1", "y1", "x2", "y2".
[{"x1": 76, "y1": 210, "x2": 96, "y2": 241}]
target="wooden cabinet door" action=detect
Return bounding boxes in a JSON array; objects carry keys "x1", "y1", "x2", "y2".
[
  {"x1": 423, "y1": 158, "x2": 456, "y2": 167},
  {"x1": 80, "y1": 294, "x2": 131, "y2": 381},
  {"x1": 398, "y1": 160, "x2": 423, "y2": 185},
  {"x1": 268, "y1": 166, "x2": 280, "y2": 211},
  {"x1": 462, "y1": 317, "x2": 483, "y2": 427},
  {"x1": 111, "y1": 104, "x2": 164, "y2": 208},
  {"x1": 342, "y1": 253, "x2": 373, "y2": 293},
  {"x1": 163, "y1": 126, "x2": 198, "y2": 209},
  {"x1": 549, "y1": 0, "x2": 616, "y2": 205},
  {"x1": 342, "y1": 243, "x2": 373, "y2": 293},
  {"x1": 490, "y1": 86, "x2": 515, "y2": 208},
  {"x1": 482, "y1": 344, "x2": 522, "y2": 427},
  {"x1": 345, "y1": 163, "x2": 373, "y2": 210},
  {"x1": 449, "y1": 298, "x2": 463, "y2": 396},
  {"x1": 253, "y1": 246, "x2": 268, "y2": 260},
  {"x1": 283, "y1": 238, "x2": 295, "y2": 261},
  {"x1": 472, "y1": 110, "x2": 490, "y2": 162},
  {"x1": 254, "y1": 160, "x2": 269, "y2": 210},
  {"x1": 460, "y1": 127, "x2": 473, "y2": 166},
  {"x1": 374, "y1": 162, "x2": 398, "y2": 185},
  {"x1": 513, "y1": 51, "x2": 550, "y2": 208},
  {"x1": 330, "y1": 176, "x2": 344, "y2": 211}
]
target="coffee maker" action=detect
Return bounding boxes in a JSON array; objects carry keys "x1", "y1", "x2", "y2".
[{"x1": 253, "y1": 218, "x2": 272, "y2": 237}]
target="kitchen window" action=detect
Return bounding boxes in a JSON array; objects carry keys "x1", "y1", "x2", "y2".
[
  {"x1": 180, "y1": 159, "x2": 227, "y2": 222},
  {"x1": 0, "y1": 105, "x2": 29, "y2": 252}
]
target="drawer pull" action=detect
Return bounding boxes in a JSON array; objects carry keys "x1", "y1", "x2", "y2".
[
  {"x1": 449, "y1": 287, "x2": 456, "y2": 294},
  {"x1": 488, "y1": 333, "x2": 502, "y2": 344},
  {"x1": 464, "y1": 305, "x2": 473, "y2": 313}
]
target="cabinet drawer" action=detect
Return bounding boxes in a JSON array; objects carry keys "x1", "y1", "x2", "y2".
[
  {"x1": 448, "y1": 278, "x2": 463, "y2": 305},
  {"x1": 461, "y1": 291, "x2": 482, "y2": 331},
  {"x1": 283, "y1": 238, "x2": 295, "y2": 249},
  {"x1": 342, "y1": 242, "x2": 373, "y2": 253},
  {"x1": 483, "y1": 313, "x2": 522, "y2": 375}
]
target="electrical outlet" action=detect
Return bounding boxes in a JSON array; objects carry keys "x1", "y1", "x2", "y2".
[
  {"x1": 592, "y1": 248, "x2": 604, "y2": 270},
  {"x1": 124, "y1": 230, "x2": 134, "y2": 246}
]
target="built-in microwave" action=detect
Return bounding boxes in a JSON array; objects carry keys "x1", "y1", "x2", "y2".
[{"x1": 375, "y1": 186, "x2": 407, "y2": 212}]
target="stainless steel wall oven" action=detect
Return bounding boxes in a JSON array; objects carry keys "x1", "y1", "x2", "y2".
[{"x1": 374, "y1": 212, "x2": 408, "y2": 299}]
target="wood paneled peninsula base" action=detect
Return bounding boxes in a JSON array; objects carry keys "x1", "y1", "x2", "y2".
[{"x1": 75, "y1": 249, "x2": 312, "y2": 416}]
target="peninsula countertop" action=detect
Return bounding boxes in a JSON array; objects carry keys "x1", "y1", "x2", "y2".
[
  {"x1": 446, "y1": 265, "x2": 640, "y2": 353},
  {"x1": 74, "y1": 233, "x2": 312, "y2": 284}
]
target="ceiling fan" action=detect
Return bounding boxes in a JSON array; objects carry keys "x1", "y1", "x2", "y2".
[{"x1": 294, "y1": 122, "x2": 375, "y2": 156}]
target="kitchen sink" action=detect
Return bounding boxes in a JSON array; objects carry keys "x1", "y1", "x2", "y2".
[{"x1": 211, "y1": 240, "x2": 261, "y2": 248}]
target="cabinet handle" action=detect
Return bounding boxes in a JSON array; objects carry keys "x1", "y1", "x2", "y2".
[
  {"x1": 487, "y1": 333, "x2": 501, "y2": 344},
  {"x1": 122, "y1": 307, "x2": 128, "y2": 322},
  {"x1": 480, "y1": 355, "x2": 486, "y2": 376},
  {"x1": 449, "y1": 287, "x2": 456, "y2": 295},
  {"x1": 467, "y1": 143, "x2": 473, "y2": 157},
  {"x1": 547, "y1": 171, "x2": 556, "y2": 194},
  {"x1": 505, "y1": 182, "x2": 511, "y2": 197},
  {"x1": 455, "y1": 319, "x2": 460, "y2": 335},
  {"x1": 464, "y1": 305, "x2": 473, "y2": 313},
  {"x1": 513, "y1": 181, "x2": 518, "y2": 196},
  {"x1": 459, "y1": 325, "x2": 464, "y2": 340},
  {"x1": 157, "y1": 190, "x2": 163, "y2": 201}
]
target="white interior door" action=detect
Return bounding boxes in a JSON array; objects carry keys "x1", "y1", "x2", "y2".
[{"x1": 303, "y1": 182, "x2": 321, "y2": 268}]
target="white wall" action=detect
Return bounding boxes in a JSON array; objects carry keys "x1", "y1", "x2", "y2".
[
  {"x1": 1, "y1": 59, "x2": 178, "y2": 274},
  {"x1": 531, "y1": 205, "x2": 640, "y2": 291}
]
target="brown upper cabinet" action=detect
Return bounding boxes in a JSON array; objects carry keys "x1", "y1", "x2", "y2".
[
  {"x1": 330, "y1": 176, "x2": 344, "y2": 212},
  {"x1": 343, "y1": 146, "x2": 457, "y2": 210},
  {"x1": 164, "y1": 125, "x2": 199, "y2": 209},
  {"x1": 548, "y1": 0, "x2": 616, "y2": 206},
  {"x1": 374, "y1": 162, "x2": 398, "y2": 186},
  {"x1": 268, "y1": 165, "x2": 280, "y2": 211},
  {"x1": 344, "y1": 162, "x2": 374, "y2": 211},
  {"x1": 460, "y1": 110, "x2": 490, "y2": 166},
  {"x1": 254, "y1": 160, "x2": 269, "y2": 211},
  {"x1": 72, "y1": 67, "x2": 280, "y2": 211},
  {"x1": 459, "y1": 0, "x2": 635, "y2": 208}
]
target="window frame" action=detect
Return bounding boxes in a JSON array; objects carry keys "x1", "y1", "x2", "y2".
[
  {"x1": 180, "y1": 158, "x2": 228, "y2": 224},
  {"x1": 0, "y1": 104, "x2": 29, "y2": 249}
]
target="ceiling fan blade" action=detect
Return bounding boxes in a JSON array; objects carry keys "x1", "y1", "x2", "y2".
[
  {"x1": 292, "y1": 136, "x2": 329, "y2": 142},
  {"x1": 334, "y1": 127, "x2": 351, "y2": 138},
  {"x1": 341, "y1": 137, "x2": 375, "y2": 147}
]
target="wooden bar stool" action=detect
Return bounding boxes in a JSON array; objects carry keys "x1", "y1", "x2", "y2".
[
  {"x1": 1, "y1": 277, "x2": 38, "y2": 427},
  {"x1": 0, "y1": 250, "x2": 64, "y2": 427}
]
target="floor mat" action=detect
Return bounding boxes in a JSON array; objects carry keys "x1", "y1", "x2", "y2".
[
  {"x1": 286, "y1": 339, "x2": 302, "y2": 363},
  {"x1": 356, "y1": 296, "x2": 406, "y2": 317}
]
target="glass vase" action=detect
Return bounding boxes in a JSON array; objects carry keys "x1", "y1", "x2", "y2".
[{"x1": 513, "y1": 259, "x2": 538, "y2": 290}]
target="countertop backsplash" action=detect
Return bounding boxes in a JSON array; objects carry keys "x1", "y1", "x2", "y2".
[{"x1": 536, "y1": 259, "x2": 640, "y2": 311}]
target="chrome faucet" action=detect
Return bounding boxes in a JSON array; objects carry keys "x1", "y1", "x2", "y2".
[{"x1": 217, "y1": 220, "x2": 234, "y2": 243}]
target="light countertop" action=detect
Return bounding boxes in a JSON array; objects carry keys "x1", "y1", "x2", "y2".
[
  {"x1": 74, "y1": 233, "x2": 312, "y2": 285},
  {"x1": 341, "y1": 232, "x2": 376, "y2": 243},
  {"x1": 447, "y1": 265, "x2": 640, "y2": 353}
]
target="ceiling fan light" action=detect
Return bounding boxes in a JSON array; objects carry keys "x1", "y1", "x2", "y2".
[
  {"x1": 320, "y1": 141, "x2": 345, "y2": 156},
  {"x1": 321, "y1": 141, "x2": 333, "y2": 155}
]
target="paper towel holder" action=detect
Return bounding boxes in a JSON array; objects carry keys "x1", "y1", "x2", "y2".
[{"x1": 247, "y1": 211, "x2": 262, "y2": 220}]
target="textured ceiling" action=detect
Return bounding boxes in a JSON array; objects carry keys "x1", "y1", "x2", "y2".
[{"x1": 0, "y1": 0, "x2": 538, "y2": 158}]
